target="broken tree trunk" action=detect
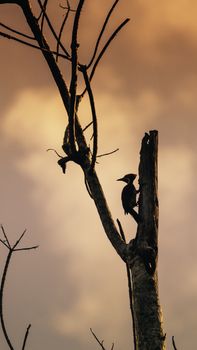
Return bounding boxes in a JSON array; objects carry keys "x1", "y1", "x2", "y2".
[{"x1": 129, "y1": 130, "x2": 165, "y2": 350}]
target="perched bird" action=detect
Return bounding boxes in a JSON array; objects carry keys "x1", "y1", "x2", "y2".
[{"x1": 117, "y1": 173, "x2": 140, "y2": 223}]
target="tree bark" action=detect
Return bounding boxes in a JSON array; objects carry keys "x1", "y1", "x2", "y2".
[{"x1": 130, "y1": 130, "x2": 165, "y2": 350}]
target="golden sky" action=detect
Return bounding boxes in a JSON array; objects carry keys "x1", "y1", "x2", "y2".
[{"x1": 0, "y1": 1, "x2": 197, "y2": 349}]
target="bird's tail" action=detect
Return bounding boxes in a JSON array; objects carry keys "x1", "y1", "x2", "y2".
[{"x1": 129, "y1": 208, "x2": 140, "y2": 223}]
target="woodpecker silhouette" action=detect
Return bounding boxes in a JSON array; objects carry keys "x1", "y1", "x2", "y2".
[{"x1": 117, "y1": 173, "x2": 140, "y2": 223}]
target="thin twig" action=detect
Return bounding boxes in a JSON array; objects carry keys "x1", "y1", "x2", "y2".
[
  {"x1": 0, "y1": 22, "x2": 35, "y2": 40},
  {"x1": 56, "y1": 0, "x2": 70, "y2": 62},
  {"x1": 0, "y1": 250, "x2": 14, "y2": 350},
  {"x1": 0, "y1": 239, "x2": 9, "y2": 249},
  {"x1": 14, "y1": 245, "x2": 39, "y2": 251},
  {"x1": 37, "y1": 0, "x2": 70, "y2": 58},
  {"x1": 97, "y1": 148, "x2": 119, "y2": 158},
  {"x1": 59, "y1": 3, "x2": 76, "y2": 12},
  {"x1": 90, "y1": 328, "x2": 106, "y2": 350},
  {"x1": 47, "y1": 148, "x2": 63, "y2": 158},
  {"x1": 82, "y1": 121, "x2": 93, "y2": 132},
  {"x1": 0, "y1": 30, "x2": 69, "y2": 59},
  {"x1": 80, "y1": 65, "x2": 98, "y2": 172},
  {"x1": 12, "y1": 229, "x2": 27, "y2": 250},
  {"x1": 40, "y1": 0, "x2": 48, "y2": 34},
  {"x1": 69, "y1": 0, "x2": 85, "y2": 154},
  {"x1": 20, "y1": 0, "x2": 70, "y2": 116},
  {"x1": 22, "y1": 324, "x2": 31, "y2": 350},
  {"x1": 172, "y1": 336, "x2": 178, "y2": 350},
  {"x1": 117, "y1": 219, "x2": 137, "y2": 350},
  {"x1": 1, "y1": 225, "x2": 11, "y2": 248},
  {"x1": 0, "y1": 228, "x2": 38, "y2": 350},
  {"x1": 36, "y1": 0, "x2": 47, "y2": 21},
  {"x1": 87, "y1": 0, "x2": 120, "y2": 68},
  {"x1": 80, "y1": 18, "x2": 130, "y2": 98},
  {"x1": 89, "y1": 18, "x2": 130, "y2": 83}
]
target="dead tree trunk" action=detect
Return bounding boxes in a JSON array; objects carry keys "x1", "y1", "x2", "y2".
[{"x1": 129, "y1": 130, "x2": 165, "y2": 350}]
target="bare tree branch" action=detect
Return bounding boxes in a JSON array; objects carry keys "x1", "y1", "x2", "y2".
[
  {"x1": 87, "y1": 0, "x2": 121, "y2": 69},
  {"x1": 80, "y1": 18, "x2": 130, "y2": 98},
  {"x1": 22, "y1": 324, "x2": 31, "y2": 350},
  {"x1": 47, "y1": 148, "x2": 63, "y2": 158},
  {"x1": 80, "y1": 65, "x2": 98, "y2": 172},
  {"x1": 59, "y1": 2, "x2": 76, "y2": 12},
  {"x1": 69, "y1": 0, "x2": 85, "y2": 154},
  {"x1": 172, "y1": 336, "x2": 178, "y2": 350},
  {"x1": 0, "y1": 30, "x2": 69, "y2": 59},
  {"x1": 0, "y1": 0, "x2": 128, "y2": 261},
  {"x1": 97, "y1": 148, "x2": 119, "y2": 158},
  {"x1": 0, "y1": 228, "x2": 38, "y2": 350},
  {"x1": 0, "y1": 239, "x2": 10, "y2": 249},
  {"x1": 90, "y1": 328, "x2": 107, "y2": 350},
  {"x1": 37, "y1": 0, "x2": 70, "y2": 58},
  {"x1": 12, "y1": 229, "x2": 27, "y2": 250},
  {"x1": 117, "y1": 219, "x2": 137, "y2": 350},
  {"x1": 56, "y1": 0, "x2": 70, "y2": 62},
  {"x1": 1, "y1": 225, "x2": 11, "y2": 248},
  {"x1": 18, "y1": 0, "x2": 70, "y2": 115},
  {"x1": 40, "y1": 0, "x2": 48, "y2": 34},
  {"x1": 0, "y1": 249, "x2": 14, "y2": 350},
  {"x1": 82, "y1": 121, "x2": 93, "y2": 132},
  {"x1": 90, "y1": 328, "x2": 115, "y2": 350},
  {"x1": 0, "y1": 0, "x2": 21, "y2": 4},
  {"x1": 0, "y1": 22, "x2": 35, "y2": 39},
  {"x1": 89, "y1": 18, "x2": 130, "y2": 83},
  {"x1": 0, "y1": 3, "x2": 168, "y2": 350},
  {"x1": 14, "y1": 245, "x2": 39, "y2": 251}
]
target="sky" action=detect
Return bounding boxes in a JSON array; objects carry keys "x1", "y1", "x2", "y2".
[{"x1": 0, "y1": 0, "x2": 197, "y2": 349}]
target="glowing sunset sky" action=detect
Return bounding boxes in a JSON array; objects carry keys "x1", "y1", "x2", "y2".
[{"x1": 0, "y1": 1, "x2": 197, "y2": 349}]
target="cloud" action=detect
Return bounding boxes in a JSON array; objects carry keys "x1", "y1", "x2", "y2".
[
  {"x1": 0, "y1": 87, "x2": 136, "y2": 349},
  {"x1": 1, "y1": 2, "x2": 197, "y2": 349},
  {"x1": 2, "y1": 89, "x2": 66, "y2": 148},
  {"x1": 160, "y1": 145, "x2": 194, "y2": 209}
]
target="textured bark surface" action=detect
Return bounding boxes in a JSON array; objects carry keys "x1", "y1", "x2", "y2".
[{"x1": 131, "y1": 131, "x2": 166, "y2": 350}]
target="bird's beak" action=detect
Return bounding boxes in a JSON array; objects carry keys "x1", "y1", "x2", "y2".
[{"x1": 117, "y1": 177, "x2": 124, "y2": 181}]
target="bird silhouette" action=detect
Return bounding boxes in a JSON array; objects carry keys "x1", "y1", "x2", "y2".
[{"x1": 117, "y1": 173, "x2": 140, "y2": 223}]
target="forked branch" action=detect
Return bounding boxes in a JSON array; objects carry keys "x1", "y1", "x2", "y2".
[
  {"x1": 0, "y1": 226, "x2": 38, "y2": 350},
  {"x1": 81, "y1": 17, "x2": 130, "y2": 98},
  {"x1": 87, "y1": 0, "x2": 121, "y2": 68},
  {"x1": 40, "y1": 0, "x2": 49, "y2": 34},
  {"x1": 90, "y1": 328, "x2": 114, "y2": 350},
  {"x1": 89, "y1": 18, "x2": 130, "y2": 83},
  {"x1": 37, "y1": 0, "x2": 70, "y2": 58},
  {"x1": 19, "y1": 0, "x2": 71, "y2": 115}
]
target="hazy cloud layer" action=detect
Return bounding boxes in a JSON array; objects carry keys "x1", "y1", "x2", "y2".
[{"x1": 0, "y1": 1, "x2": 197, "y2": 350}]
